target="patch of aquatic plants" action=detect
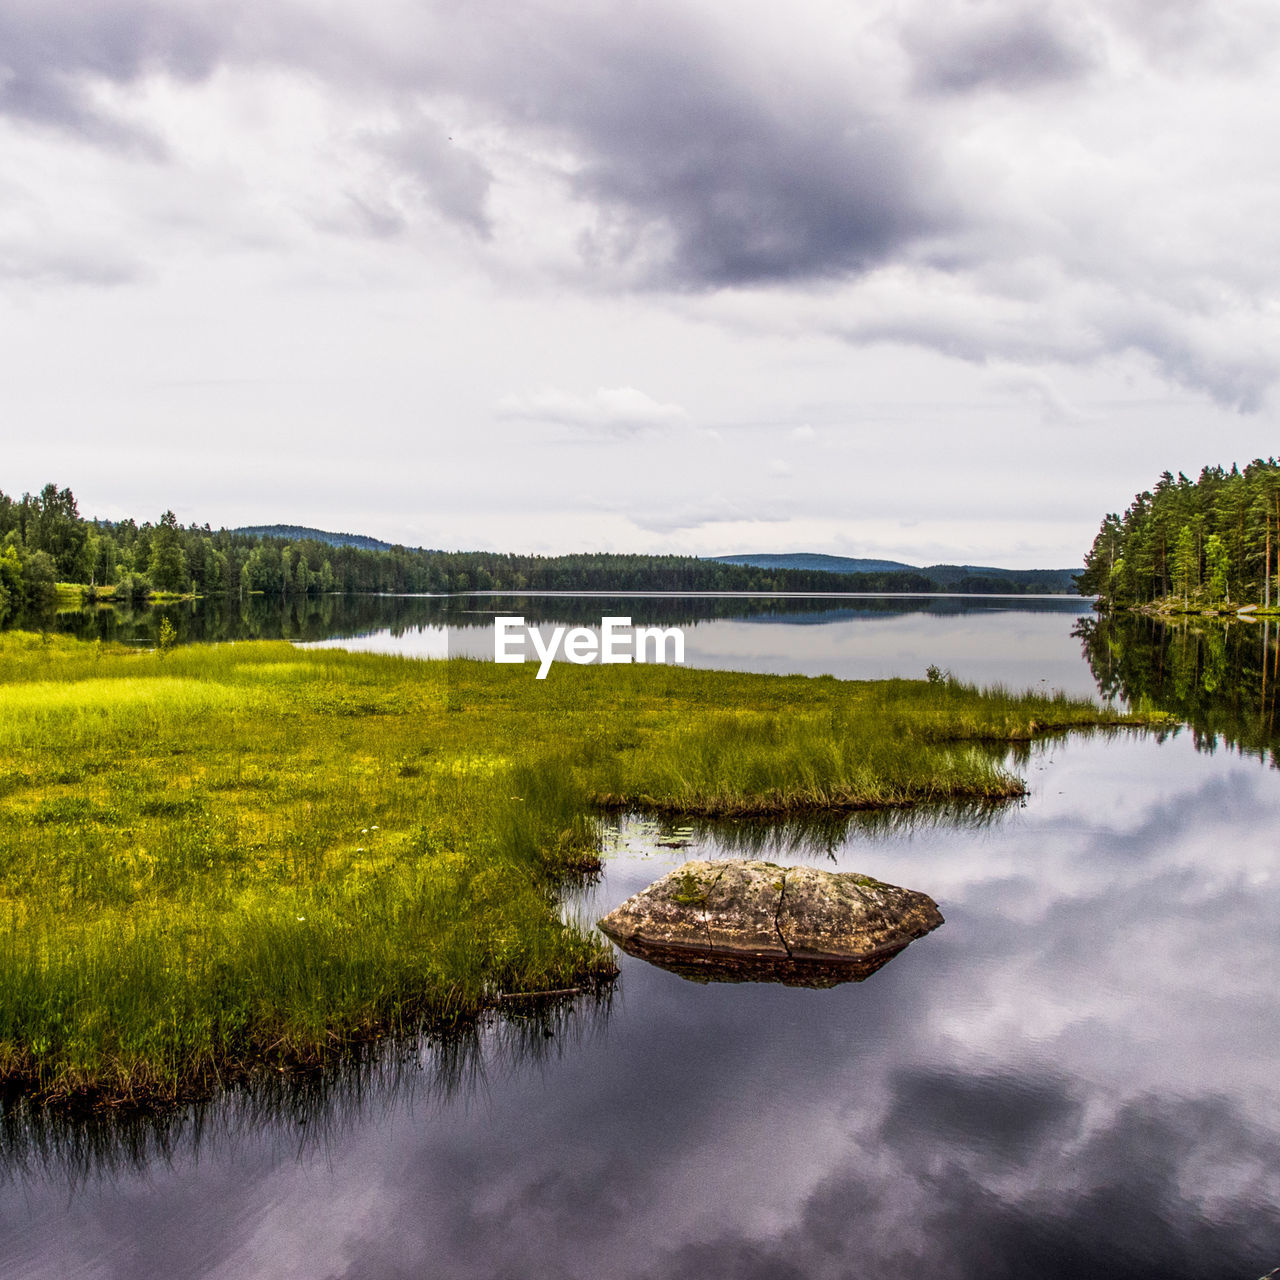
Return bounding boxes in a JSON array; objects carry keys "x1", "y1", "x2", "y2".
[
  {"x1": 0, "y1": 633, "x2": 1160, "y2": 1110},
  {"x1": 576, "y1": 670, "x2": 1163, "y2": 816}
]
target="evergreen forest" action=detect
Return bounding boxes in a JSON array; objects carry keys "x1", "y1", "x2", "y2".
[{"x1": 1078, "y1": 460, "x2": 1280, "y2": 608}]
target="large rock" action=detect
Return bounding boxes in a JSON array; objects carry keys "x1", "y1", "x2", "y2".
[{"x1": 598, "y1": 859, "x2": 943, "y2": 987}]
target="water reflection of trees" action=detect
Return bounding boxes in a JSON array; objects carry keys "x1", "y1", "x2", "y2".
[
  {"x1": 0, "y1": 994, "x2": 613, "y2": 1187},
  {"x1": 14, "y1": 591, "x2": 1092, "y2": 649},
  {"x1": 1075, "y1": 613, "x2": 1280, "y2": 764},
  {"x1": 21, "y1": 592, "x2": 402, "y2": 646}
]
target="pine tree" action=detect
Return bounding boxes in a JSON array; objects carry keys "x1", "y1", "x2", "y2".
[
  {"x1": 148, "y1": 512, "x2": 188, "y2": 593},
  {"x1": 1172, "y1": 525, "x2": 1198, "y2": 605},
  {"x1": 1204, "y1": 535, "x2": 1230, "y2": 605}
]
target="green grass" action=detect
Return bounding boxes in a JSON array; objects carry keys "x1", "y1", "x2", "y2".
[{"x1": 0, "y1": 632, "x2": 1163, "y2": 1110}]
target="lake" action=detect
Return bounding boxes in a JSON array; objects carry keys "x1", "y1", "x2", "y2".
[
  {"x1": 2, "y1": 595, "x2": 1278, "y2": 1279},
  {"x1": 42, "y1": 590, "x2": 1103, "y2": 694}
]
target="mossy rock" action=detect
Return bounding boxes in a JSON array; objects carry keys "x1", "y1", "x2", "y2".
[{"x1": 598, "y1": 859, "x2": 943, "y2": 985}]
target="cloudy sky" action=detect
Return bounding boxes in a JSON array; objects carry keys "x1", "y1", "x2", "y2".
[{"x1": 1, "y1": 0, "x2": 1277, "y2": 565}]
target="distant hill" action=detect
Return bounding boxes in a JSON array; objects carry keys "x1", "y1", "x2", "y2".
[
  {"x1": 711, "y1": 553, "x2": 1079, "y2": 593},
  {"x1": 232, "y1": 524, "x2": 396, "y2": 552},
  {"x1": 223, "y1": 533, "x2": 1075, "y2": 589},
  {"x1": 712, "y1": 553, "x2": 916, "y2": 574}
]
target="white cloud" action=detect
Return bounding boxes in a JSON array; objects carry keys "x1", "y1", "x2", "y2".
[
  {"x1": 987, "y1": 370, "x2": 1091, "y2": 425},
  {"x1": 619, "y1": 493, "x2": 793, "y2": 535},
  {"x1": 496, "y1": 385, "x2": 689, "y2": 436}
]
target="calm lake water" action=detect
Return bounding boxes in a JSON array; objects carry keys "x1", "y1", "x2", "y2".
[
  {"x1": 41, "y1": 589, "x2": 1102, "y2": 694},
  {"x1": 3, "y1": 595, "x2": 1279, "y2": 1279}
]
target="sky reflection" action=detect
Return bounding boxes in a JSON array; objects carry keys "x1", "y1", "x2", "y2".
[{"x1": 3, "y1": 731, "x2": 1279, "y2": 1279}]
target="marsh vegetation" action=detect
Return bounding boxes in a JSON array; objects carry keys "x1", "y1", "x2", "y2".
[{"x1": 0, "y1": 633, "x2": 1160, "y2": 1110}]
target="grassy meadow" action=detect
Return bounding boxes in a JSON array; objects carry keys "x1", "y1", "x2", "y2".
[{"x1": 0, "y1": 632, "x2": 1164, "y2": 1110}]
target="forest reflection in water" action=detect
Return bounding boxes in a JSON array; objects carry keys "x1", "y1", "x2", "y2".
[
  {"x1": 1075, "y1": 610, "x2": 1280, "y2": 764},
  {"x1": 18, "y1": 589, "x2": 1092, "y2": 648}
]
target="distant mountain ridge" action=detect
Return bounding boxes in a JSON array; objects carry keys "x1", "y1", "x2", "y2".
[
  {"x1": 713, "y1": 553, "x2": 916, "y2": 574},
  {"x1": 711, "y1": 553, "x2": 1079, "y2": 593},
  {"x1": 232, "y1": 524, "x2": 396, "y2": 552}
]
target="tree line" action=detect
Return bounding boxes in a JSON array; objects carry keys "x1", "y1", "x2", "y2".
[
  {"x1": 1, "y1": 481, "x2": 1056, "y2": 621},
  {"x1": 1078, "y1": 460, "x2": 1280, "y2": 608}
]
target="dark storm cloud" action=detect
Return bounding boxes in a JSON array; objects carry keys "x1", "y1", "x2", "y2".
[
  {"x1": 573, "y1": 105, "x2": 939, "y2": 289},
  {"x1": 904, "y1": 7, "x2": 1098, "y2": 94},
  {"x1": 531, "y1": 16, "x2": 949, "y2": 287},
  {"x1": 0, "y1": 1, "x2": 226, "y2": 150},
  {"x1": 373, "y1": 3, "x2": 957, "y2": 288}
]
